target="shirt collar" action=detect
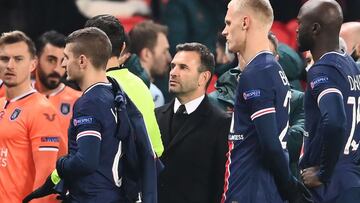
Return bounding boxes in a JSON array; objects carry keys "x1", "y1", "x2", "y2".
[
  {"x1": 174, "y1": 95, "x2": 205, "y2": 115},
  {"x1": 319, "y1": 51, "x2": 346, "y2": 60},
  {"x1": 246, "y1": 50, "x2": 273, "y2": 67},
  {"x1": 83, "y1": 82, "x2": 112, "y2": 95}
]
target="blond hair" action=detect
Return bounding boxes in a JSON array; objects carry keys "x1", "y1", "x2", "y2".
[{"x1": 229, "y1": 0, "x2": 274, "y2": 30}]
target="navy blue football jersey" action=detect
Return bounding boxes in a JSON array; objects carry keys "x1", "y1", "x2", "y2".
[
  {"x1": 222, "y1": 52, "x2": 291, "y2": 203},
  {"x1": 301, "y1": 52, "x2": 360, "y2": 202},
  {"x1": 64, "y1": 82, "x2": 124, "y2": 202}
]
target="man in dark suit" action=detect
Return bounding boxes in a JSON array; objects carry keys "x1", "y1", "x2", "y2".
[{"x1": 155, "y1": 42, "x2": 230, "y2": 203}]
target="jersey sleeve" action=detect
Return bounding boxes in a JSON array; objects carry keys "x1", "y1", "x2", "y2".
[
  {"x1": 56, "y1": 98, "x2": 103, "y2": 179},
  {"x1": 239, "y1": 70, "x2": 276, "y2": 120},
  {"x1": 29, "y1": 103, "x2": 62, "y2": 196},
  {"x1": 307, "y1": 65, "x2": 343, "y2": 105},
  {"x1": 307, "y1": 65, "x2": 347, "y2": 183}
]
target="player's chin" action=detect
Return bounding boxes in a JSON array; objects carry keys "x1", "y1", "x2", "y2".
[{"x1": 169, "y1": 86, "x2": 180, "y2": 94}]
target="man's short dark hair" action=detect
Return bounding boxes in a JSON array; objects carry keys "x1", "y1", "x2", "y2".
[
  {"x1": 0, "y1": 30, "x2": 36, "y2": 58},
  {"x1": 66, "y1": 27, "x2": 112, "y2": 69},
  {"x1": 129, "y1": 20, "x2": 168, "y2": 55},
  {"x1": 176, "y1": 42, "x2": 215, "y2": 88},
  {"x1": 36, "y1": 30, "x2": 66, "y2": 56},
  {"x1": 85, "y1": 15, "x2": 126, "y2": 57}
]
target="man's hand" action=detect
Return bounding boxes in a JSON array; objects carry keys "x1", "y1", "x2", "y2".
[
  {"x1": 301, "y1": 166, "x2": 323, "y2": 188},
  {"x1": 22, "y1": 170, "x2": 61, "y2": 203}
]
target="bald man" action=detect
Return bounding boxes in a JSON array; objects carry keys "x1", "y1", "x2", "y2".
[
  {"x1": 340, "y1": 22, "x2": 360, "y2": 62},
  {"x1": 221, "y1": 0, "x2": 311, "y2": 202},
  {"x1": 297, "y1": 0, "x2": 360, "y2": 202}
]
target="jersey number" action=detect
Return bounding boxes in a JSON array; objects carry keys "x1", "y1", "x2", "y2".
[
  {"x1": 279, "y1": 90, "x2": 291, "y2": 149},
  {"x1": 345, "y1": 96, "x2": 360, "y2": 154}
]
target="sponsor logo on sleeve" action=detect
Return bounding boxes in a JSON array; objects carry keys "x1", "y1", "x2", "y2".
[
  {"x1": 41, "y1": 136, "x2": 60, "y2": 143},
  {"x1": 310, "y1": 76, "x2": 328, "y2": 89},
  {"x1": 10, "y1": 108, "x2": 21, "y2": 121},
  {"x1": 243, "y1": 89, "x2": 260, "y2": 100},
  {"x1": 73, "y1": 116, "x2": 95, "y2": 127}
]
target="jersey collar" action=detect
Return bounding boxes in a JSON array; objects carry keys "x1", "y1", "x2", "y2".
[{"x1": 83, "y1": 82, "x2": 112, "y2": 95}]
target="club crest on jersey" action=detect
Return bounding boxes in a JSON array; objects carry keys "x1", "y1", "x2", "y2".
[
  {"x1": 60, "y1": 103, "x2": 71, "y2": 115},
  {"x1": 10, "y1": 108, "x2": 21, "y2": 121},
  {"x1": 243, "y1": 89, "x2": 260, "y2": 100},
  {"x1": 310, "y1": 76, "x2": 328, "y2": 89}
]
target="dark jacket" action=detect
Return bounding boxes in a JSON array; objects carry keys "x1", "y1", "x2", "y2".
[
  {"x1": 287, "y1": 89, "x2": 305, "y2": 178},
  {"x1": 208, "y1": 67, "x2": 240, "y2": 113},
  {"x1": 155, "y1": 96, "x2": 230, "y2": 203}
]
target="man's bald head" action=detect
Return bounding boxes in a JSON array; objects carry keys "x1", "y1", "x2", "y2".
[
  {"x1": 299, "y1": 0, "x2": 343, "y2": 33},
  {"x1": 297, "y1": 0, "x2": 343, "y2": 52},
  {"x1": 229, "y1": 0, "x2": 274, "y2": 30},
  {"x1": 340, "y1": 22, "x2": 360, "y2": 54}
]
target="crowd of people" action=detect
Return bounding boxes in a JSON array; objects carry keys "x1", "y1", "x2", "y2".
[{"x1": 0, "y1": 0, "x2": 360, "y2": 203}]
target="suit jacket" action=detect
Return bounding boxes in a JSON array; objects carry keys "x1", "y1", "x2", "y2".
[{"x1": 155, "y1": 96, "x2": 230, "y2": 203}]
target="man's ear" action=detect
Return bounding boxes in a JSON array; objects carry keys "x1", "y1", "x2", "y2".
[
  {"x1": 78, "y1": 55, "x2": 88, "y2": 69},
  {"x1": 199, "y1": 71, "x2": 211, "y2": 87},
  {"x1": 29, "y1": 56, "x2": 38, "y2": 73},
  {"x1": 242, "y1": 16, "x2": 250, "y2": 30},
  {"x1": 312, "y1": 23, "x2": 321, "y2": 35},
  {"x1": 139, "y1": 47, "x2": 153, "y2": 63},
  {"x1": 118, "y1": 42, "x2": 131, "y2": 65},
  {"x1": 119, "y1": 42, "x2": 126, "y2": 57}
]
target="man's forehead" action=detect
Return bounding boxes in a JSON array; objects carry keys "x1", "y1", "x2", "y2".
[
  {"x1": 172, "y1": 51, "x2": 200, "y2": 64},
  {"x1": 42, "y1": 43, "x2": 64, "y2": 55},
  {"x1": 0, "y1": 42, "x2": 29, "y2": 56}
]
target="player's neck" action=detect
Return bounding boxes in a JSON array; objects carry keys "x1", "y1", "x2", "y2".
[
  {"x1": 33, "y1": 78, "x2": 51, "y2": 95},
  {"x1": 5, "y1": 80, "x2": 33, "y2": 100},
  {"x1": 34, "y1": 80, "x2": 64, "y2": 96},
  {"x1": 79, "y1": 71, "x2": 109, "y2": 92},
  {"x1": 312, "y1": 38, "x2": 340, "y2": 62},
  {"x1": 106, "y1": 57, "x2": 120, "y2": 70},
  {"x1": 140, "y1": 60, "x2": 154, "y2": 82},
  {"x1": 176, "y1": 90, "x2": 205, "y2": 104},
  {"x1": 242, "y1": 38, "x2": 271, "y2": 67}
]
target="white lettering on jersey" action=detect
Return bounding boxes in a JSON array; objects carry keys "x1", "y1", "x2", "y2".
[
  {"x1": 279, "y1": 70, "x2": 290, "y2": 86},
  {"x1": 0, "y1": 147, "x2": 8, "y2": 167},
  {"x1": 348, "y1": 75, "x2": 360, "y2": 91}
]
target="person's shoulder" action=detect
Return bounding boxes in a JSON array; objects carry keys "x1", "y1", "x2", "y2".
[
  {"x1": 206, "y1": 97, "x2": 230, "y2": 119},
  {"x1": 155, "y1": 101, "x2": 172, "y2": 114}
]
